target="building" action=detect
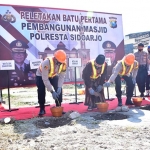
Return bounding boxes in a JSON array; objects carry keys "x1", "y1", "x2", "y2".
[
  {"x1": 124, "y1": 44, "x2": 134, "y2": 54},
  {"x1": 124, "y1": 31, "x2": 150, "y2": 54}
]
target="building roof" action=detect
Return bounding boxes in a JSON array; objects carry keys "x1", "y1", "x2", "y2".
[
  {"x1": 55, "y1": 41, "x2": 70, "y2": 51},
  {"x1": 125, "y1": 31, "x2": 150, "y2": 37},
  {"x1": 44, "y1": 46, "x2": 51, "y2": 51}
]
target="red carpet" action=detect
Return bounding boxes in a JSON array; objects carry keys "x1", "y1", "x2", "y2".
[{"x1": 0, "y1": 97, "x2": 150, "y2": 120}]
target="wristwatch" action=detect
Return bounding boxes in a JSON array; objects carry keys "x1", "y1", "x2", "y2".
[{"x1": 50, "y1": 90, "x2": 54, "y2": 93}]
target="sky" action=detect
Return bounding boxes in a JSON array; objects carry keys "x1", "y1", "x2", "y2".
[{"x1": 0, "y1": 0, "x2": 149, "y2": 36}]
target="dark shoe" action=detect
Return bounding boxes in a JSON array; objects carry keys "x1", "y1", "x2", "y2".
[
  {"x1": 87, "y1": 106, "x2": 93, "y2": 111},
  {"x1": 62, "y1": 112, "x2": 66, "y2": 114},
  {"x1": 38, "y1": 109, "x2": 46, "y2": 116},
  {"x1": 140, "y1": 93, "x2": 145, "y2": 99},
  {"x1": 125, "y1": 97, "x2": 134, "y2": 105},
  {"x1": 140, "y1": 93, "x2": 144, "y2": 97},
  {"x1": 118, "y1": 98, "x2": 122, "y2": 106}
]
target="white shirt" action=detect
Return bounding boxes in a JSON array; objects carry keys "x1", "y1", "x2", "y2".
[{"x1": 15, "y1": 63, "x2": 25, "y2": 71}]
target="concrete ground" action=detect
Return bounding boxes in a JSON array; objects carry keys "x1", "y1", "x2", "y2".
[{"x1": 1, "y1": 85, "x2": 150, "y2": 150}]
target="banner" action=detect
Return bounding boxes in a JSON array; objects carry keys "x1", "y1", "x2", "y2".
[{"x1": 0, "y1": 5, "x2": 124, "y2": 89}]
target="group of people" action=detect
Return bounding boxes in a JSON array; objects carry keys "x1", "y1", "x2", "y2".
[{"x1": 35, "y1": 43, "x2": 150, "y2": 116}]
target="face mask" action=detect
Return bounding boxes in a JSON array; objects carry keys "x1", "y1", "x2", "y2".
[
  {"x1": 56, "y1": 61, "x2": 62, "y2": 66},
  {"x1": 138, "y1": 49, "x2": 143, "y2": 51}
]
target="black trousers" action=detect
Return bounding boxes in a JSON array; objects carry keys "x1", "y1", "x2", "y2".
[
  {"x1": 36, "y1": 75, "x2": 62, "y2": 107},
  {"x1": 115, "y1": 75, "x2": 134, "y2": 98},
  {"x1": 146, "y1": 75, "x2": 150, "y2": 90},
  {"x1": 136, "y1": 66, "x2": 147, "y2": 93}
]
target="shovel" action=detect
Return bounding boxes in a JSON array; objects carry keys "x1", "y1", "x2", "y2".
[{"x1": 94, "y1": 91, "x2": 105, "y2": 103}]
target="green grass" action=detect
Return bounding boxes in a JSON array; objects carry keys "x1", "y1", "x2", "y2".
[
  {"x1": 2, "y1": 94, "x2": 18, "y2": 99},
  {"x1": 2, "y1": 93, "x2": 36, "y2": 107}
]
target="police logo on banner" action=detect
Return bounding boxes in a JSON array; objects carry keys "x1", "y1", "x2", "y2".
[
  {"x1": 109, "y1": 17, "x2": 117, "y2": 28},
  {"x1": 2, "y1": 10, "x2": 16, "y2": 23}
]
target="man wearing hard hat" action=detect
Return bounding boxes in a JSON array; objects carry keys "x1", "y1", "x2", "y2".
[
  {"x1": 105, "y1": 53, "x2": 139, "y2": 110},
  {"x1": 36, "y1": 50, "x2": 67, "y2": 116}
]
